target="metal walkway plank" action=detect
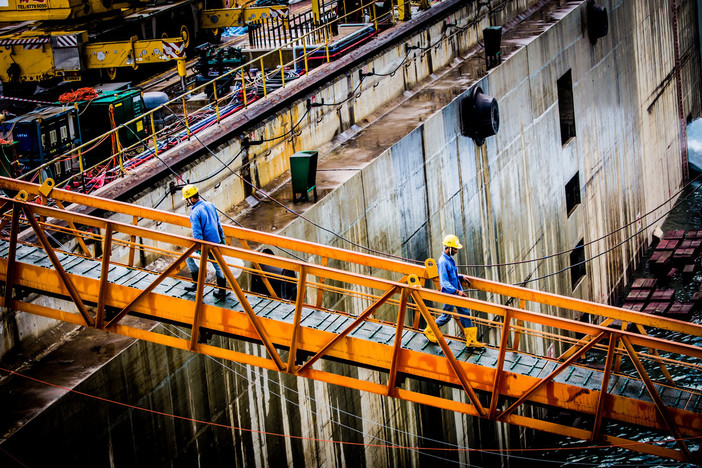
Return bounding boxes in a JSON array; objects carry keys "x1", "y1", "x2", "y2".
[{"x1": 0, "y1": 239, "x2": 699, "y2": 417}]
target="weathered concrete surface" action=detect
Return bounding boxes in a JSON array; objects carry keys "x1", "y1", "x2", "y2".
[
  {"x1": 1, "y1": 0, "x2": 529, "y2": 360},
  {"x1": 1, "y1": 0, "x2": 701, "y2": 466}
]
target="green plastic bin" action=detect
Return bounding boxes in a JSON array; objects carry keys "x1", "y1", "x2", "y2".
[{"x1": 290, "y1": 150, "x2": 318, "y2": 202}]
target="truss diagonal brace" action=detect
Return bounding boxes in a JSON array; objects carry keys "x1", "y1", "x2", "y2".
[
  {"x1": 489, "y1": 309, "x2": 512, "y2": 419},
  {"x1": 2, "y1": 205, "x2": 20, "y2": 309},
  {"x1": 95, "y1": 224, "x2": 113, "y2": 329},
  {"x1": 621, "y1": 335, "x2": 694, "y2": 462},
  {"x1": 54, "y1": 200, "x2": 92, "y2": 258},
  {"x1": 387, "y1": 287, "x2": 410, "y2": 396},
  {"x1": 106, "y1": 244, "x2": 198, "y2": 328},
  {"x1": 210, "y1": 247, "x2": 286, "y2": 371},
  {"x1": 23, "y1": 205, "x2": 94, "y2": 327},
  {"x1": 239, "y1": 239, "x2": 279, "y2": 298},
  {"x1": 591, "y1": 332, "x2": 618, "y2": 441},
  {"x1": 412, "y1": 290, "x2": 487, "y2": 417},
  {"x1": 297, "y1": 285, "x2": 398, "y2": 373},
  {"x1": 189, "y1": 245, "x2": 210, "y2": 350},
  {"x1": 287, "y1": 265, "x2": 307, "y2": 372},
  {"x1": 498, "y1": 331, "x2": 606, "y2": 420}
]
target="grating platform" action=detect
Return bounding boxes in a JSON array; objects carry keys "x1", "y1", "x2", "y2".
[{"x1": 3, "y1": 241, "x2": 702, "y2": 414}]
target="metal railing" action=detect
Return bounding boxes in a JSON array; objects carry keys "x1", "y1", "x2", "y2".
[
  {"x1": 15, "y1": 0, "x2": 395, "y2": 193},
  {"x1": 0, "y1": 177, "x2": 701, "y2": 462}
]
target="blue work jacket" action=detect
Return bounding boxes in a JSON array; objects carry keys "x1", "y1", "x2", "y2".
[
  {"x1": 190, "y1": 200, "x2": 224, "y2": 244},
  {"x1": 438, "y1": 251, "x2": 462, "y2": 295}
]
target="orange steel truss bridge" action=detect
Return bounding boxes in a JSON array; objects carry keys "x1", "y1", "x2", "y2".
[{"x1": 0, "y1": 177, "x2": 701, "y2": 463}]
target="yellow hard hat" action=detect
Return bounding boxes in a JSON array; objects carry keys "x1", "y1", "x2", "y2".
[
  {"x1": 442, "y1": 234, "x2": 462, "y2": 249},
  {"x1": 182, "y1": 184, "x2": 198, "y2": 200}
]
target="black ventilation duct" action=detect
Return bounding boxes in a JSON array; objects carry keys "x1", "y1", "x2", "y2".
[
  {"x1": 587, "y1": 1, "x2": 608, "y2": 44},
  {"x1": 460, "y1": 86, "x2": 499, "y2": 146}
]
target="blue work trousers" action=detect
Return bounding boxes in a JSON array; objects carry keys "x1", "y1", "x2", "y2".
[
  {"x1": 435, "y1": 303, "x2": 474, "y2": 328},
  {"x1": 186, "y1": 254, "x2": 225, "y2": 282}
]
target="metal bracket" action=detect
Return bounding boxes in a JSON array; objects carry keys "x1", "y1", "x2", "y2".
[
  {"x1": 424, "y1": 258, "x2": 438, "y2": 279},
  {"x1": 407, "y1": 274, "x2": 421, "y2": 288},
  {"x1": 38, "y1": 178, "x2": 55, "y2": 198}
]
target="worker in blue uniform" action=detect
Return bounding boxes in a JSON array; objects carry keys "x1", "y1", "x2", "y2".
[
  {"x1": 424, "y1": 234, "x2": 485, "y2": 347},
  {"x1": 182, "y1": 184, "x2": 228, "y2": 300}
]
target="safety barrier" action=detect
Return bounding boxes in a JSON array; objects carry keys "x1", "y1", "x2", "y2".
[
  {"x1": 0, "y1": 177, "x2": 700, "y2": 462},
  {"x1": 16, "y1": 0, "x2": 405, "y2": 192}
]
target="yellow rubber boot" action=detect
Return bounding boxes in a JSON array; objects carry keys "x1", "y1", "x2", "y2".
[
  {"x1": 424, "y1": 324, "x2": 438, "y2": 343},
  {"x1": 465, "y1": 327, "x2": 485, "y2": 348}
]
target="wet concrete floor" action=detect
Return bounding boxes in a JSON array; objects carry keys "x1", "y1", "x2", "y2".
[
  {"x1": 227, "y1": 0, "x2": 566, "y2": 236},
  {"x1": 230, "y1": 50, "x2": 478, "y2": 234}
]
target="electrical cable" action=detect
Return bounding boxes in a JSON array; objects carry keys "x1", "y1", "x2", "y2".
[
  {"x1": 161, "y1": 56, "x2": 702, "y2": 278},
  {"x1": 309, "y1": 77, "x2": 365, "y2": 107},
  {"x1": 171, "y1": 106, "x2": 424, "y2": 263},
  {"x1": 517, "y1": 179, "x2": 702, "y2": 286},
  {"x1": 0, "y1": 364, "x2": 697, "y2": 466},
  {"x1": 160, "y1": 324, "x2": 477, "y2": 467},
  {"x1": 33, "y1": 9, "x2": 700, "y2": 287},
  {"x1": 459, "y1": 171, "x2": 702, "y2": 271}
]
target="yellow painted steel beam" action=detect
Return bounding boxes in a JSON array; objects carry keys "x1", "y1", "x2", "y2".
[
  {"x1": 22, "y1": 205, "x2": 93, "y2": 327},
  {"x1": 211, "y1": 246, "x2": 287, "y2": 371},
  {"x1": 84, "y1": 37, "x2": 184, "y2": 70},
  {"x1": 108, "y1": 245, "x2": 197, "y2": 328},
  {"x1": 591, "y1": 334, "x2": 618, "y2": 442},
  {"x1": 467, "y1": 276, "x2": 702, "y2": 337},
  {"x1": 11, "y1": 284, "x2": 695, "y2": 462},
  {"x1": 489, "y1": 309, "x2": 512, "y2": 419},
  {"x1": 387, "y1": 287, "x2": 410, "y2": 396},
  {"x1": 189, "y1": 246, "x2": 211, "y2": 350},
  {"x1": 0, "y1": 178, "x2": 428, "y2": 279},
  {"x1": 412, "y1": 289, "x2": 487, "y2": 417},
  {"x1": 3, "y1": 254, "x2": 702, "y2": 453},
  {"x1": 2, "y1": 207, "x2": 19, "y2": 309},
  {"x1": 287, "y1": 265, "x2": 307, "y2": 372},
  {"x1": 621, "y1": 336, "x2": 694, "y2": 462},
  {"x1": 0, "y1": 187, "x2": 701, "y2": 461},
  {"x1": 503, "y1": 413, "x2": 690, "y2": 462},
  {"x1": 498, "y1": 331, "x2": 607, "y2": 420},
  {"x1": 54, "y1": 200, "x2": 92, "y2": 257},
  {"x1": 95, "y1": 224, "x2": 113, "y2": 329},
  {"x1": 239, "y1": 239, "x2": 280, "y2": 299},
  {"x1": 4, "y1": 255, "x2": 699, "y2": 436},
  {"x1": 297, "y1": 285, "x2": 399, "y2": 373},
  {"x1": 200, "y1": 6, "x2": 289, "y2": 28}
]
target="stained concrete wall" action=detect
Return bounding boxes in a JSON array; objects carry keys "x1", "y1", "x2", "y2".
[{"x1": 2, "y1": 0, "x2": 701, "y2": 467}]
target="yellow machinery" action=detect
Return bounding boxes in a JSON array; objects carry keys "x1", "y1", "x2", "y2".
[{"x1": 0, "y1": 0, "x2": 288, "y2": 88}]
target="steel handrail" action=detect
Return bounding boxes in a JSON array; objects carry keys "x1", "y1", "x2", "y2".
[
  {"x1": 2, "y1": 181, "x2": 702, "y2": 462},
  {"x1": 17, "y1": 1, "x2": 388, "y2": 185}
]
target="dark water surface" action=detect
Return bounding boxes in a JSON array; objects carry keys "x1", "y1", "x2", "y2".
[{"x1": 528, "y1": 181, "x2": 702, "y2": 467}]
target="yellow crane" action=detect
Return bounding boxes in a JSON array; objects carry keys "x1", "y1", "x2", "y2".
[{"x1": 0, "y1": 0, "x2": 288, "y2": 88}]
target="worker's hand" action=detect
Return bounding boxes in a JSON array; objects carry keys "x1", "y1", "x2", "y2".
[
  {"x1": 457, "y1": 290, "x2": 467, "y2": 297},
  {"x1": 461, "y1": 276, "x2": 471, "y2": 288}
]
